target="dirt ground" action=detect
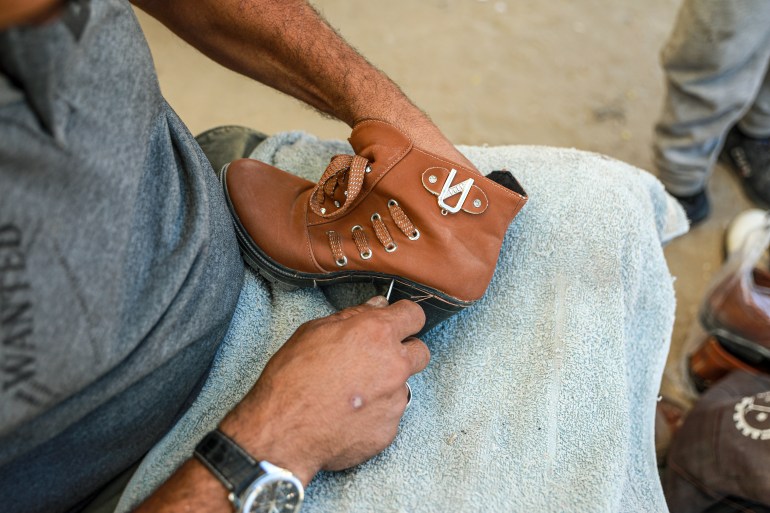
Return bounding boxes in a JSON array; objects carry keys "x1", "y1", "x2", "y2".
[{"x1": 136, "y1": 0, "x2": 757, "y2": 407}]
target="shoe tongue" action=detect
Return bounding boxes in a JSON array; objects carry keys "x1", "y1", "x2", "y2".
[{"x1": 348, "y1": 120, "x2": 412, "y2": 165}]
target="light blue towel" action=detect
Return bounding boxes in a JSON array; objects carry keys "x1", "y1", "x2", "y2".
[{"x1": 117, "y1": 133, "x2": 687, "y2": 513}]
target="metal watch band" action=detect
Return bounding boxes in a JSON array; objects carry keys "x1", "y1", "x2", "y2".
[{"x1": 194, "y1": 429, "x2": 266, "y2": 498}]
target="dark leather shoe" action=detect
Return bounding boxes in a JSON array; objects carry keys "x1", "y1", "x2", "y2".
[
  {"x1": 220, "y1": 119, "x2": 528, "y2": 334},
  {"x1": 671, "y1": 188, "x2": 710, "y2": 225},
  {"x1": 720, "y1": 125, "x2": 770, "y2": 208}
]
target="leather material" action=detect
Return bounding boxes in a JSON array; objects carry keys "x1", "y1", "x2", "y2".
[
  {"x1": 225, "y1": 159, "x2": 319, "y2": 273},
  {"x1": 194, "y1": 430, "x2": 263, "y2": 497},
  {"x1": 689, "y1": 337, "x2": 759, "y2": 390},
  {"x1": 702, "y1": 268, "x2": 770, "y2": 350},
  {"x1": 421, "y1": 167, "x2": 489, "y2": 214},
  {"x1": 224, "y1": 119, "x2": 528, "y2": 303}
]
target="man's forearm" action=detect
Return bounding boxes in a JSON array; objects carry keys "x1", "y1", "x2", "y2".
[
  {"x1": 131, "y1": 0, "x2": 474, "y2": 168},
  {"x1": 133, "y1": 0, "x2": 416, "y2": 125},
  {"x1": 134, "y1": 459, "x2": 231, "y2": 512}
]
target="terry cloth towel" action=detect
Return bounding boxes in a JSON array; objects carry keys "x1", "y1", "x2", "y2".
[{"x1": 117, "y1": 133, "x2": 688, "y2": 513}]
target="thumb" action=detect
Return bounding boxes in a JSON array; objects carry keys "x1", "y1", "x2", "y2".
[{"x1": 328, "y1": 295, "x2": 388, "y2": 321}]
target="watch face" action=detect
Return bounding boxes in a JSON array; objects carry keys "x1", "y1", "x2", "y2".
[{"x1": 242, "y1": 473, "x2": 304, "y2": 513}]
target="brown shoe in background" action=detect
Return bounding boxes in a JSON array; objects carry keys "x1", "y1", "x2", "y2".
[
  {"x1": 221, "y1": 119, "x2": 528, "y2": 334},
  {"x1": 689, "y1": 336, "x2": 764, "y2": 391},
  {"x1": 688, "y1": 213, "x2": 770, "y2": 391},
  {"x1": 689, "y1": 268, "x2": 770, "y2": 390}
]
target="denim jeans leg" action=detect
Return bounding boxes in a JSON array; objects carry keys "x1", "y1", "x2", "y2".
[{"x1": 195, "y1": 125, "x2": 269, "y2": 174}]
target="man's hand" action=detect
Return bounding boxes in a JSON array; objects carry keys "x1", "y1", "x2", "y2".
[
  {"x1": 220, "y1": 296, "x2": 429, "y2": 484},
  {"x1": 136, "y1": 297, "x2": 429, "y2": 512}
]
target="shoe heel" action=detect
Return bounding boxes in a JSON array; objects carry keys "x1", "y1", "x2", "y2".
[
  {"x1": 699, "y1": 306, "x2": 770, "y2": 373},
  {"x1": 387, "y1": 280, "x2": 471, "y2": 337},
  {"x1": 689, "y1": 336, "x2": 758, "y2": 391}
]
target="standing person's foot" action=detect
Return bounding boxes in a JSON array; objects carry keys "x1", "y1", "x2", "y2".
[
  {"x1": 671, "y1": 189, "x2": 711, "y2": 225},
  {"x1": 720, "y1": 126, "x2": 770, "y2": 207}
]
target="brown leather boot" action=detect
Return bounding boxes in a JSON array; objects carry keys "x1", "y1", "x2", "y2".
[
  {"x1": 689, "y1": 336, "x2": 763, "y2": 391},
  {"x1": 690, "y1": 268, "x2": 770, "y2": 390},
  {"x1": 220, "y1": 119, "x2": 528, "y2": 334}
]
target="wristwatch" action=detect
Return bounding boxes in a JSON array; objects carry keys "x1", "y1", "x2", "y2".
[{"x1": 194, "y1": 429, "x2": 304, "y2": 513}]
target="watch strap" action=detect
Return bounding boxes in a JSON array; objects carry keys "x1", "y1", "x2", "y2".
[{"x1": 194, "y1": 429, "x2": 266, "y2": 498}]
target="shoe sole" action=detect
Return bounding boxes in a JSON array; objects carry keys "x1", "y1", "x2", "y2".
[
  {"x1": 220, "y1": 163, "x2": 474, "y2": 336},
  {"x1": 699, "y1": 308, "x2": 770, "y2": 371}
]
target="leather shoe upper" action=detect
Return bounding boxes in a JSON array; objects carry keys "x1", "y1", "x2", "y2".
[{"x1": 224, "y1": 119, "x2": 528, "y2": 303}]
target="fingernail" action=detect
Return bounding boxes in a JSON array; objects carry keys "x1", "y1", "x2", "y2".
[{"x1": 365, "y1": 295, "x2": 388, "y2": 307}]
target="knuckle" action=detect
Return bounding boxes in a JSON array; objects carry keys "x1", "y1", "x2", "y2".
[
  {"x1": 349, "y1": 312, "x2": 387, "y2": 338},
  {"x1": 356, "y1": 312, "x2": 393, "y2": 340},
  {"x1": 394, "y1": 358, "x2": 413, "y2": 381},
  {"x1": 396, "y1": 299, "x2": 425, "y2": 324},
  {"x1": 378, "y1": 319, "x2": 398, "y2": 340},
  {"x1": 293, "y1": 320, "x2": 314, "y2": 338},
  {"x1": 336, "y1": 304, "x2": 367, "y2": 319},
  {"x1": 415, "y1": 340, "x2": 431, "y2": 365},
  {"x1": 299, "y1": 317, "x2": 326, "y2": 335},
  {"x1": 404, "y1": 339, "x2": 430, "y2": 372}
]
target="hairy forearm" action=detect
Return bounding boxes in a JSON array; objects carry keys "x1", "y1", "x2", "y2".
[
  {"x1": 131, "y1": 0, "x2": 473, "y2": 167},
  {"x1": 133, "y1": 0, "x2": 421, "y2": 126},
  {"x1": 134, "y1": 415, "x2": 317, "y2": 512}
]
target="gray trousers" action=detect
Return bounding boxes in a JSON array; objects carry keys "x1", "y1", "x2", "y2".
[{"x1": 654, "y1": 0, "x2": 770, "y2": 195}]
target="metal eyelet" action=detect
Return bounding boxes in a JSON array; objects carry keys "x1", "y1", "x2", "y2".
[
  {"x1": 351, "y1": 225, "x2": 363, "y2": 232},
  {"x1": 441, "y1": 209, "x2": 448, "y2": 216},
  {"x1": 385, "y1": 242, "x2": 398, "y2": 253},
  {"x1": 388, "y1": 199, "x2": 398, "y2": 207},
  {"x1": 371, "y1": 213, "x2": 381, "y2": 222},
  {"x1": 365, "y1": 165, "x2": 372, "y2": 174},
  {"x1": 335, "y1": 256, "x2": 348, "y2": 267},
  {"x1": 408, "y1": 229, "x2": 420, "y2": 241}
]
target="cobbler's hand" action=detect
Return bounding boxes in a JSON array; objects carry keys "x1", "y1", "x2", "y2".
[{"x1": 219, "y1": 296, "x2": 428, "y2": 485}]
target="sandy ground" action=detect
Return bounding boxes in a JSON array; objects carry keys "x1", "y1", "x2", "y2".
[{"x1": 136, "y1": 0, "x2": 757, "y2": 408}]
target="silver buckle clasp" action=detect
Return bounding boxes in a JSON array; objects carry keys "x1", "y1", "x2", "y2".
[{"x1": 437, "y1": 168, "x2": 474, "y2": 214}]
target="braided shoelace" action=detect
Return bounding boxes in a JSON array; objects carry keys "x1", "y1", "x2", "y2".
[
  {"x1": 315, "y1": 155, "x2": 420, "y2": 267},
  {"x1": 309, "y1": 154, "x2": 369, "y2": 219}
]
